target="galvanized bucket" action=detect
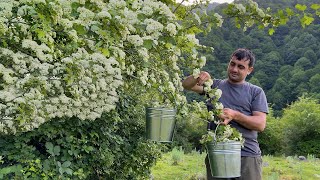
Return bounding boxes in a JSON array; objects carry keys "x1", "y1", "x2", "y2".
[
  {"x1": 146, "y1": 107, "x2": 176, "y2": 142},
  {"x1": 206, "y1": 141, "x2": 241, "y2": 178}
]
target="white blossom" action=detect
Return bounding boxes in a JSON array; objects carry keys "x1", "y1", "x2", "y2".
[
  {"x1": 215, "y1": 89, "x2": 222, "y2": 99},
  {"x1": 215, "y1": 102, "x2": 224, "y2": 110},
  {"x1": 186, "y1": 34, "x2": 199, "y2": 45},
  {"x1": 127, "y1": 35, "x2": 144, "y2": 47},
  {"x1": 192, "y1": 68, "x2": 200, "y2": 79},
  {"x1": 165, "y1": 23, "x2": 177, "y2": 36},
  {"x1": 235, "y1": 4, "x2": 246, "y2": 14},
  {"x1": 144, "y1": 19, "x2": 164, "y2": 34}
]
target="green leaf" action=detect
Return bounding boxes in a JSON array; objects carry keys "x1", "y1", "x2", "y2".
[
  {"x1": 295, "y1": 4, "x2": 307, "y2": 11},
  {"x1": 58, "y1": 167, "x2": 64, "y2": 175},
  {"x1": 65, "y1": 136, "x2": 73, "y2": 143},
  {"x1": 91, "y1": 25, "x2": 100, "y2": 32},
  {"x1": 43, "y1": 160, "x2": 50, "y2": 171},
  {"x1": 101, "y1": 48, "x2": 110, "y2": 57},
  {"x1": 310, "y1": 4, "x2": 320, "y2": 10},
  {"x1": 304, "y1": 15, "x2": 315, "y2": 25},
  {"x1": 45, "y1": 142, "x2": 54, "y2": 155},
  {"x1": 165, "y1": 43, "x2": 173, "y2": 49},
  {"x1": 57, "y1": 161, "x2": 61, "y2": 167},
  {"x1": 65, "y1": 168, "x2": 73, "y2": 175},
  {"x1": 143, "y1": 39, "x2": 153, "y2": 50},
  {"x1": 268, "y1": 28, "x2": 275, "y2": 35},
  {"x1": 62, "y1": 161, "x2": 71, "y2": 168},
  {"x1": 95, "y1": 41, "x2": 103, "y2": 48},
  {"x1": 235, "y1": 23, "x2": 241, "y2": 29},
  {"x1": 285, "y1": 8, "x2": 294, "y2": 16},
  {"x1": 53, "y1": 145, "x2": 61, "y2": 156},
  {"x1": 35, "y1": 29, "x2": 46, "y2": 40},
  {"x1": 300, "y1": 15, "x2": 314, "y2": 28},
  {"x1": 73, "y1": 24, "x2": 87, "y2": 35}
]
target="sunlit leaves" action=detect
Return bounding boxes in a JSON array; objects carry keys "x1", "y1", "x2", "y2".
[
  {"x1": 224, "y1": 0, "x2": 318, "y2": 35},
  {"x1": 300, "y1": 14, "x2": 315, "y2": 28},
  {"x1": 310, "y1": 4, "x2": 320, "y2": 10},
  {"x1": 295, "y1": 4, "x2": 307, "y2": 11},
  {"x1": 268, "y1": 28, "x2": 275, "y2": 35}
]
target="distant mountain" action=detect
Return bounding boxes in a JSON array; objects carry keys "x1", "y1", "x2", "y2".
[{"x1": 206, "y1": 3, "x2": 220, "y2": 11}]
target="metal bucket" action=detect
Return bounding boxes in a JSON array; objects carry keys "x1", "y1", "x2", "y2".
[
  {"x1": 146, "y1": 107, "x2": 176, "y2": 142},
  {"x1": 206, "y1": 141, "x2": 241, "y2": 178}
]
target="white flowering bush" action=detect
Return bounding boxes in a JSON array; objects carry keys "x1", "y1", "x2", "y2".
[{"x1": 0, "y1": 0, "x2": 217, "y2": 134}]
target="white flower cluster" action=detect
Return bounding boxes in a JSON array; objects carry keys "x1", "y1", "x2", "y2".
[
  {"x1": 0, "y1": 47, "x2": 122, "y2": 133},
  {"x1": 165, "y1": 23, "x2": 177, "y2": 36},
  {"x1": 235, "y1": 4, "x2": 246, "y2": 14},
  {"x1": 127, "y1": 35, "x2": 144, "y2": 47},
  {"x1": 214, "y1": 13, "x2": 223, "y2": 27},
  {"x1": 0, "y1": 0, "x2": 202, "y2": 133}
]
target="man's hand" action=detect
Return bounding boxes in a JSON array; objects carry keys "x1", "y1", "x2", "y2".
[
  {"x1": 219, "y1": 108, "x2": 238, "y2": 125},
  {"x1": 197, "y1": 71, "x2": 211, "y2": 86},
  {"x1": 219, "y1": 108, "x2": 267, "y2": 131},
  {"x1": 182, "y1": 71, "x2": 211, "y2": 93}
]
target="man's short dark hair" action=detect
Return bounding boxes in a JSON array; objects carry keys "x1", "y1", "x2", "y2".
[{"x1": 231, "y1": 48, "x2": 255, "y2": 67}]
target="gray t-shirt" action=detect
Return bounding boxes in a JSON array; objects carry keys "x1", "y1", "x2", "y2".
[{"x1": 207, "y1": 79, "x2": 269, "y2": 157}]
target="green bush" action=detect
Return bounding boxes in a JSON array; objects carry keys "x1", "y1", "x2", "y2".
[
  {"x1": 258, "y1": 109, "x2": 284, "y2": 156},
  {"x1": 0, "y1": 95, "x2": 162, "y2": 179},
  {"x1": 280, "y1": 97, "x2": 320, "y2": 157},
  {"x1": 172, "y1": 111, "x2": 208, "y2": 153}
]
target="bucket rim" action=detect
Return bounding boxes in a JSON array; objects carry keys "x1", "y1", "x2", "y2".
[
  {"x1": 146, "y1": 107, "x2": 176, "y2": 112},
  {"x1": 206, "y1": 140, "x2": 242, "y2": 149}
]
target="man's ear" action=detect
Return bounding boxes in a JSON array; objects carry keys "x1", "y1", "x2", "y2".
[{"x1": 248, "y1": 67, "x2": 254, "y2": 75}]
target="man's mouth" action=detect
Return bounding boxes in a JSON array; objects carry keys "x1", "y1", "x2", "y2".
[{"x1": 230, "y1": 73, "x2": 238, "y2": 77}]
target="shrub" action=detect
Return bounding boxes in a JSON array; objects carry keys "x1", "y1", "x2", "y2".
[
  {"x1": 280, "y1": 97, "x2": 320, "y2": 157},
  {"x1": 258, "y1": 109, "x2": 284, "y2": 156},
  {"x1": 171, "y1": 147, "x2": 184, "y2": 165},
  {"x1": 0, "y1": 96, "x2": 163, "y2": 179}
]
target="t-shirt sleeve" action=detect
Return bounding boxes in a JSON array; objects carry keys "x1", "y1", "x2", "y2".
[{"x1": 252, "y1": 88, "x2": 269, "y2": 114}]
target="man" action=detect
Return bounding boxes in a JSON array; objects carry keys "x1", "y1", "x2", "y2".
[{"x1": 182, "y1": 48, "x2": 268, "y2": 180}]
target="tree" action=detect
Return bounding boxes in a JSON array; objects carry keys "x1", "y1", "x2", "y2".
[
  {"x1": 304, "y1": 49, "x2": 317, "y2": 65},
  {"x1": 0, "y1": 0, "x2": 208, "y2": 178},
  {"x1": 294, "y1": 57, "x2": 313, "y2": 70},
  {"x1": 309, "y1": 74, "x2": 320, "y2": 93}
]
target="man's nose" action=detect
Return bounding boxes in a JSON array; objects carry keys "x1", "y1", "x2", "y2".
[{"x1": 230, "y1": 66, "x2": 238, "y2": 72}]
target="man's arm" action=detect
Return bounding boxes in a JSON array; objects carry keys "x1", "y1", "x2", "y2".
[
  {"x1": 220, "y1": 109, "x2": 266, "y2": 132},
  {"x1": 182, "y1": 71, "x2": 211, "y2": 93}
]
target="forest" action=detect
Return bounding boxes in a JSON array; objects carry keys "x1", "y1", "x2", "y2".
[{"x1": 195, "y1": 0, "x2": 320, "y2": 116}]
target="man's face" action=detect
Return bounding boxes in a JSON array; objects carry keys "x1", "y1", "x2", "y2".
[{"x1": 227, "y1": 56, "x2": 253, "y2": 84}]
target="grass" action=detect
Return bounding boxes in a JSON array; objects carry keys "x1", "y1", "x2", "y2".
[
  {"x1": 151, "y1": 149, "x2": 206, "y2": 180},
  {"x1": 151, "y1": 150, "x2": 320, "y2": 180}
]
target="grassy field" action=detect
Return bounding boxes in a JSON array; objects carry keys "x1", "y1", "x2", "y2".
[{"x1": 151, "y1": 149, "x2": 320, "y2": 180}]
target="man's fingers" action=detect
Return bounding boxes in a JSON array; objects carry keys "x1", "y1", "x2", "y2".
[{"x1": 220, "y1": 120, "x2": 228, "y2": 125}]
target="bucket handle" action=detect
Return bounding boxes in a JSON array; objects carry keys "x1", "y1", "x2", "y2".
[{"x1": 213, "y1": 122, "x2": 221, "y2": 143}]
